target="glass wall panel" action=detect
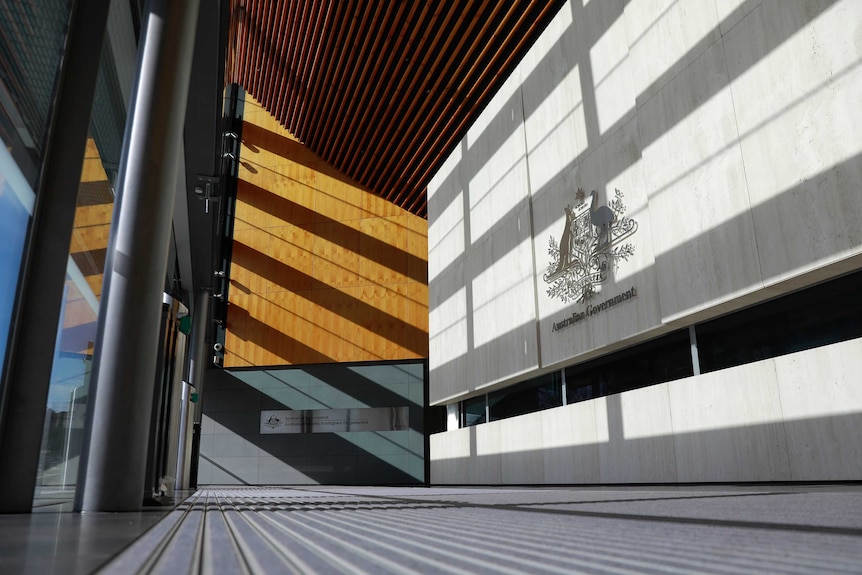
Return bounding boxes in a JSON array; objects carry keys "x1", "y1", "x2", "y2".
[
  {"x1": 565, "y1": 330, "x2": 693, "y2": 403},
  {"x1": 1, "y1": 0, "x2": 72, "y2": 404},
  {"x1": 697, "y1": 271, "x2": 862, "y2": 374},
  {"x1": 0, "y1": 0, "x2": 73, "y2": 185},
  {"x1": 462, "y1": 395, "x2": 486, "y2": 427},
  {"x1": 0, "y1": 146, "x2": 34, "y2": 371},
  {"x1": 488, "y1": 372, "x2": 562, "y2": 422},
  {"x1": 33, "y1": 0, "x2": 133, "y2": 506}
]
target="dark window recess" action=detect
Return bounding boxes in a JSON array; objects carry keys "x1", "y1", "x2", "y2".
[
  {"x1": 462, "y1": 395, "x2": 487, "y2": 427},
  {"x1": 425, "y1": 405, "x2": 448, "y2": 435},
  {"x1": 565, "y1": 330, "x2": 693, "y2": 403},
  {"x1": 696, "y1": 270, "x2": 862, "y2": 373},
  {"x1": 488, "y1": 371, "x2": 563, "y2": 422}
]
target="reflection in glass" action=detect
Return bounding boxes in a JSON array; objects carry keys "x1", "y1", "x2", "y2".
[
  {"x1": 696, "y1": 271, "x2": 862, "y2": 374},
  {"x1": 33, "y1": 0, "x2": 132, "y2": 504},
  {"x1": 0, "y1": 145, "x2": 34, "y2": 371},
  {"x1": 462, "y1": 395, "x2": 487, "y2": 427},
  {"x1": 0, "y1": 0, "x2": 72, "y2": 183},
  {"x1": 489, "y1": 372, "x2": 563, "y2": 421},
  {"x1": 565, "y1": 330, "x2": 692, "y2": 403}
]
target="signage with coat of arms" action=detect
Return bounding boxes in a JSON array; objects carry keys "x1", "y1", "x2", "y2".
[{"x1": 544, "y1": 188, "x2": 637, "y2": 303}]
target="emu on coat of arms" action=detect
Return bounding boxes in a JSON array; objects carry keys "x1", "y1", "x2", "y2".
[{"x1": 544, "y1": 188, "x2": 637, "y2": 303}]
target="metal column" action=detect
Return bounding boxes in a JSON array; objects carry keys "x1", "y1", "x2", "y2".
[
  {"x1": 175, "y1": 289, "x2": 209, "y2": 491},
  {"x1": 75, "y1": 0, "x2": 201, "y2": 512},
  {"x1": 0, "y1": 0, "x2": 111, "y2": 513}
]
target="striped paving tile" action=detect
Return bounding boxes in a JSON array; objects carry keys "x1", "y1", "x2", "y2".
[{"x1": 97, "y1": 487, "x2": 862, "y2": 574}]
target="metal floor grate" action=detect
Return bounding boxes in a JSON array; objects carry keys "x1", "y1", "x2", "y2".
[{"x1": 97, "y1": 486, "x2": 862, "y2": 574}]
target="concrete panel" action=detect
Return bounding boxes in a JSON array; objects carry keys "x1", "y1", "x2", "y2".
[
  {"x1": 430, "y1": 428, "x2": 471, "y2": 484},
  {"x1": 714, "y1": 0, "x2": 764, "y2": 35},
  {"x1": 625, "y1": 0, "x2": 721, "y2": 105},
  {"x1": 521, "y1": 5, "x2": 585, "y2": 194},
  {"x1": 724, "y1": 0, "x2": 862, "y2": 283},
  {"x1": 428, "y1": 188, "x2": 465, "y2": 281},
  {"x1": 537, "y1": 116, "x2": 662, "y2": 367},
  {"x1": 429, "y1": 264, "x2": 469, "y2": 403},
  {"x1": 540, "y1": 402, "x2": 601, "y2": 483},
  {"x1": 596, "y1": 387, "x2": 677, "y2": 483},
  {"x1": 640, "y1": 40, "x2": 762, "y2": 322},
  {"x1": 472, "y1": 423, "x2": 503, "y2": 484},
  {"x1": 668, "y1": 361, "x2": 791, "y2": 482},
  {"x1": 469, "y1": 206, "x2": 540, "y2": 388},
  {"x1": 774, "y1": 338, "x2": 862, "y2": 480},
  {"x1": 499, "y1": 412, "x2": 544, "y2": 484},
  {"x1": 588, "y1": 1, "x2": 636, "y2": 137},
  {"x1": 539, "y1": 404, "x2": 576, "y2": 483},
  {"x1": 465, "y1": 71, "x2": 529, "y2": 245}
]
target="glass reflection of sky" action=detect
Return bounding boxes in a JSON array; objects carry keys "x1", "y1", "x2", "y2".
[{"x1": 0, "y1": 142, "x2": 34, "y2": 369}]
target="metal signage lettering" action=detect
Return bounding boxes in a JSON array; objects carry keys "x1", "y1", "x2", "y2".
[{"x1": 260, "y1": 406, "x2": 410, "y2": 434}]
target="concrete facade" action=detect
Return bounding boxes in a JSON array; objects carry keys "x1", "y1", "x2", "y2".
[{"x1": 428, "y1": 0, "x2": 862, "y2": 483}]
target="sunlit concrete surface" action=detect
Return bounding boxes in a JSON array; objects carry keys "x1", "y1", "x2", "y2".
[{"x1": 73, "y1": 485, "x2": 862, "y2": 574}]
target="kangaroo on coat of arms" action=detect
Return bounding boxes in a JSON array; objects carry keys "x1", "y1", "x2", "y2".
[{"x1": 544, "y1": 188, "x2": 637, "y2": 303}]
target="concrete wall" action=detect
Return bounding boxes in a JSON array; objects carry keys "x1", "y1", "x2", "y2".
[
  {"x1": 198, "y1": 361, "x2": 426, "y2": 485},
  {"x1": 428, "y1": 0, "x2": 862, "y2": 403},
  {"x1": 431, "y1": 337, "x2": 862, "y2": 483}
]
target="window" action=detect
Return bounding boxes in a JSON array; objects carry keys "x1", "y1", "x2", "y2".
[
  {"x1": 565, "y1": 329, "x2": 692, "y2": 404},
  {"x1": 696, "y1": 271, "x2": 862, "y2": 373}
]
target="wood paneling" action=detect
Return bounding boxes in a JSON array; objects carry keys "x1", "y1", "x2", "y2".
[
  {"x1": 227, "y1": 0, "x2": 567, "y2": 218},
  {"x1": 224, "y1": 96, "x2": 429, "y2": 367}
]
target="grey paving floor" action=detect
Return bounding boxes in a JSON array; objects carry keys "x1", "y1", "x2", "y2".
[{"x1": 3, "y1": 485, "x2": 862, "y2": 574}]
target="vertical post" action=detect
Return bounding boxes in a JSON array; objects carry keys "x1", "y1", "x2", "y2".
[
  {"x1": 446, "y1": 404, "x2": 459, "y2": 431},
  {"x1": 689, "y1": 325, "x2": 701, "y2": 376},
  {"x1": 188, "y1": 290, "x2": 212, "y2": 394},
  {"x1": 0, "y1": 0, "x2": 111, "y2": 513},
  {"x1": 75, "y1": 0, "x2": 201, "y2": 512},
  {"x1": 560, "y1": 368, "x2": 568, "y2": 405}
]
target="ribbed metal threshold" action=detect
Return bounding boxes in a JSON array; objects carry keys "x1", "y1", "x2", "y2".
[
  {"x1": 98, "y1": 488, "x2": 460, "y2": 574},
  {"x1": 98, "y1": 486, "x2": 862, "y2": 574}
]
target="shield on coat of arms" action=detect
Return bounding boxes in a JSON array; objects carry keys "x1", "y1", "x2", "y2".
[{"x1": 544, "y1": 188, "x2": 637, "y2": 304}]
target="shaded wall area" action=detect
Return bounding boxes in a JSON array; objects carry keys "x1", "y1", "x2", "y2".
[
  {"x1": 431, "y1": 337, "x2": 862, "y2": 484},
  {"x1": 224, "y1": 95, "x2": 428, "y2": 367},
  {"x1": 199, "y1": 361, "x2": 426, "y2": 485}
]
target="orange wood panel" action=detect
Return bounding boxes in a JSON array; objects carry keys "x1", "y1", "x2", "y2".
[
  {"x1": 267, "y1": 224, "x2": 315, "y2": 293},
  {"x1": 223, "y1": 95, "x2": 428, "y2": 367}
]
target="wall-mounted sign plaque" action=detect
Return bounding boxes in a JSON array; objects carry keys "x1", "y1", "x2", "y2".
[{"x1": 260, "y1": 406, "x2": 409, "y2": 434}]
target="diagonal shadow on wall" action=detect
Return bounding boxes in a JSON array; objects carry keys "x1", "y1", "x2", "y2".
[
  {"x1": 201, "y1": 365, "x2": 425, "y2": 486},
  {"x1": 230, "y1": 241, "x2": 428, "y2": 357}
]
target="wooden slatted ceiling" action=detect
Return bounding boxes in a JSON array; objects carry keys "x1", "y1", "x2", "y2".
[{"x1": 228, "y1": 0, "x2": 566, "y2": 218}]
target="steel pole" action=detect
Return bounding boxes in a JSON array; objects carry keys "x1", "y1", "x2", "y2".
[{"x1": 75, "y1": 0, "x2": 201, "y2": 512}]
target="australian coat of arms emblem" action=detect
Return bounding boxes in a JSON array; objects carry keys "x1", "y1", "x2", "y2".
[{"x1": 544, "y1": 188, "x2": 638, "y2": 303}]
